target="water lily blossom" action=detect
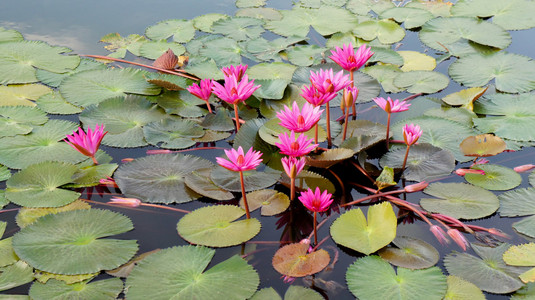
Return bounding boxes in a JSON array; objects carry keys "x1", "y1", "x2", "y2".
[
  {"x1": 64, "y1": 124, "x2": 108, "y2": 164},
  {"x1": 221, "y1": 64, "x2": 248, "y2": 81},
  {"x1": 217, "y1": 146, "x2": 263, "y2": 219},
  {"x1": 281, "y1": 156, "x2": 306, "y2": 201},
  {"x1": 375, "y1": 97, "x2": 411, "y2": 149},
  {"x1": 300, "y1": 84, "x2": 337, "y2": 107},
  {"x1": 299, "y1": 187, "x2": 334, "y2": 245},
  {"x1": 187, "y1": 78, "x2": 214, "y2": 113},
  {"x1": 401, "y1": 124, "x2": 422, "y2": 172},
  {"x1": 275, "y1": 131, "x2": 318, "y2": 157},
  {"x1": 309, "y1": 69, "x2": 351, "y2": 94},
  {"x1": 277, "y1": 101, "x2": 323, "y2": 133},
  {"x1": 329, "y1": 43, "x2": 374, "y2": 72}
]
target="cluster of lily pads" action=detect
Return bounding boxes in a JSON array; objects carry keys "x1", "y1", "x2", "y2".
[{"x1": 2, "y1": 0, "x2": 535, "y2": 299}]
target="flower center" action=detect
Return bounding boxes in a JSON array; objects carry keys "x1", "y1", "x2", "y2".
[
  {"x1": 230, "y1": 87, "x2": 238, "y2": 95},
  {"x1": 237, "y1": 154, "x2": 245, "y2": 165},
  {"x1": 325, "y1": 79, "x2": 334, "y2": 93},
  {"x1": 297, "y1": 115, "x2": 305, "y2": 128},
  {"x1": 347, "y1": 55, "x2": 356, "y2": 63},
  {"x1": 290, "y1": 142, "x2": 300, "y2": 151}
]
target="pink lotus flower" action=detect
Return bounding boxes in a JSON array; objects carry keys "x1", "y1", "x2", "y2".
[
  {"x1": 281, "y1": 156, "x2": 305, "y2": 179},
  {"x1": 403, "y1": 123, "x2": 422, "y2": 146},
  {"x1": 275, "y1": 131, "x2": 318, "y2": 157},
  {"x1": 342, "y1": 86, "x2": 359, "y2": 110},
  {"x1": 64, "y1": 124, "x2": 108, "y2": 164},
  {"x1": 211, "y1": 74, "x2": 260, "y2": 105},
  {"x1": 455, "y1": 169, "x2": 486, "y2": 176},
  {"x1": 429, "y1": 225, "x2": 449, "y2": 245},
  {"x1": 300, "y1": 84, "x2": 337, "y2": 106},
  {"x1": 187, "y1": 78, "x2": 214, "y2": 113},
  {"x1": 329, "y1": 43, "x2": 374, "y2": 72},
  {"x1": 276, "y1": 101, "x2": 323, "y2": 133},
  {"x1": 309, "y1": 69, "x2": 352, "y2": 94},
  {"x1": 216, "y1": 146, "x2": 262, "y2": 172},
  {"x1": 298, "y1": 187, "x2": 333, "y2": 213},
  {"x1": 374, "y1": 97, "x2": 411, "y2": 113},
  {"x1": 447, "y1": 229, "x2": 470, "y2": 251},
  {"x1": 222, "y1": 64, "x2": 248, "y2": 81}
]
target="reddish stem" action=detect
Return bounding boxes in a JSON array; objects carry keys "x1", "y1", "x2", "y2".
[
  {"x1": 240, "y1": 171, "x2": 250, "y2": 219},
  {"x1": 91, "y1": 156, "x2": 99, "y2": 165},
  {"x1": 313, "y1": 211, "x2": 318, "y2": 245},
  {"x1": 233, "y1": 103, "x2": 241, "y2": 131},
  {"x1": 350, "y1": 71, "x2": 356, "y2": 120},
  {"x1": 401, "y1": 145, "x2": 411, "y2": 172},
  {"x1": 341, "y1": 188, "x2": 406, "y2": 207},
  {"x1": 290, "y1": 177, "x2": 295, "y2": 201},
  {"x1": 386, "y1": 113, "x2": 391, "y2": 149}
]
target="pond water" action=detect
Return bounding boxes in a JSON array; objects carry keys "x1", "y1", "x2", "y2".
[{"x1": 2, "y1": 0, "x2": 535, "y2": 299}]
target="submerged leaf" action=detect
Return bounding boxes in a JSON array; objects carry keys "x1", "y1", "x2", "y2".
[{"x1": 378, "y1": 236, "x2": 439, "y2": 269}]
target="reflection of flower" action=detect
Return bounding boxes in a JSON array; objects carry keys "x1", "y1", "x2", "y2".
[
  {"x1": 277, "y1": 101, "x2": 323, "y2": 133},
  {"x1": 216, "y1": 146, "x2": 262, "y2": 172},
  {"x1": 309, "y1": 69, "x2": 351, "y2": 94},
  {"x1": 403, "y1": 123, "x2": 422, "y2": 146},
  {"x1": 212, "y1": 74, "x2": 260, "y2": 105},
  {"x1": 187, "y1": 78, "x2": 214, "y2": 113},
  {"x1": 221, "y1": 64, "x2": 248, "y2": 81},
  {"x1": 298, "y1": 187, "x2": 333, "y2": 213},
  {"x1": 374, "y1": 97, "x2": 411, "y2": 113},
  {"x1": 275, "y1": 131, "x2": 318, "y2": 157},
  {"x1": 64, "y1": 124, "x2": 108, "y2": 164},
  {"x1": 329, "y1": 43, "x2": 374, "y2": 72}
]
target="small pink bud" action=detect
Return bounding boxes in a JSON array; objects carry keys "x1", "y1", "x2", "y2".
[
  {"x1": 109, "y1": 197, "x2": 141, "y2": 207},
  {"x1": 281, "y1": 275, "x2": 296, "y2": 284},
  {"x1": 146, "y1": 149, "x2": 173, "y2": 155},
  {"x1": 404, "y1": 181, "x2": 428, "y2": 193},
  {"x1": 429, "y1": 225, "x2": 449, "y2": 245},
  {"x1": 447, "y1": 229, "x2": 470, "y2": 251},
  {"x1": 455, "y1": 169, "x2": 485, "y2": 176},
  {"x1": 299, "y1": 238, "x2": 313, "y2": 253},
  {"x1": 99, "y1": 178, "x2": 118, "y2": 188},
  {"x1": 514, "y1": 164, "x2": 535, "y2": 173},
  {"x1": 471, "y1": 158, "x2": 489, "y2": 166}
]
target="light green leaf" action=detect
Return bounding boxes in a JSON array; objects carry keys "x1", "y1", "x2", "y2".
[
  {"x1": 464, "y1": 164, "x2": 522, "y2": 191},
  {"x1": 353, "y1": 19, "x2": 405, "y2": 44},
  {"x1": 0, "y1": 84, "x2": 52, "y2": 107},
  {"x1": 451, "y1": 0, "x2": 535, "y2": 30},
  {"x1": 29, "y1": 278, "x2": 123, "y2": 300},
  {"x1": 145, "y1": 19, "x2": 195, "y2": 43}
]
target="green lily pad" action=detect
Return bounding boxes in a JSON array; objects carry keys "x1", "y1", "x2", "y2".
[
  {"x1": 184, "y1": 168, "x2": 234, "y2": 201},
  {"x1": 0, "y1": 236, "x2": 17, "y2": 268},
  {"x1": 362, "y1": 64, "x2": 404, "y2": 93},
  {"x1": 331, "y1": 202, "x2": 397, "y2": 255},
  {"x1": 258, "y1": 118, "x2": 326, "y2": 146},
  {"x1": 125, "y1": 245, "x2": 259, "y2": 299},
  {"x1": 236, "y1": 7, "x2": 283, "y2": 21},
  {"x1": 0, "y1": 261, "x2": 34, "y2": 292},
  {"x1": 79, "y1": 95, "x2": 167, "y2": 148},
  {"x1": 193, "y1": 130, "x2": 231, "y2": 143},
  {"x1": 0, "y1": 27, "x2": 23, "y2": 43},
  {"x1": 378, "y1": 236, "x2": 439, "y2": 270},
  {"x1": 36, "y1": 91, "x2": 82, "y2": 115},
  {"x1": 251, "y1": 286, "x2": 323, "y2": 300},
  {"x1": 444, "y1": 275, "x2": 485, "y2": 300},
  {"x1": 423, "y1": 107, "x2": 477, "y2": 127},
  {"x1": 346, "y1": 255, "x2": 447, "y2": 300},
  {"x1": 444, "y1": 243, "x2": 527, "y2": 294},
  {"x1": 36, "y1": 58, "x2": 106, "y2": 88},
  {"x1": 393, "y1": 71, "x2": 449, "y2": 94},
  {"x1": 6, "y1": 161, "x2": 80, "y2": 208},
  {"x1": 449, "y1": 52, "x2": 535, "y2": 93},
  {"x1": 145, "y1": 19, "x2": 195, "y2": 43},
  {"x1": 380, "y1": 144, "x2": 455, "y2": 182},
  {"x1": 12, "y1": 209, "x2": 138, "y2": 275},
  {"x1": 0, "y1": 41, "x2": 80, "y2": 84},
  {"x1": 201, "y1": 107, "x2": 235, "y2": 131},
  {"x1": 419, "y1": 17, "x2": 511, "y2": 52},
  {"x1": 0, "y1": 84, "x2": 52, "y2": 107},
  {"x1": 375, "y1": 166, "x2": 396, "y2": 191},
  {"x1": 380, "y1": 7, "x2": 434, "y2": 29},
  {"x1": 305, "y1": 148, "x2": 355, "y2": 168},
  {"x1": 199, "y1": 37, "x2": 243, "y2": 67},
  {"x1": 246, "y1": 36, "x2": 304, "y2": 62},
  {"x1": 212, "y1": 17, "x2": 264, "y2": 41},
  {"x1": 239, "y1": 189, "x2": 290, "y2": 216},
  {"x1": 0, "y1": 119, "x2": 87, "y2": 169},
  {"x1": 211, "y1": 166, "x2": 279, "y2": 192},
  {"x1": 286, "y1": 45, "x2": 327, "y2": 67},
  {"x1": 192, "y1": 13, "x2": 228, "y2": 32},
  {"x1": 451, "y1": 0, "x2": 535, "y2": 30},
  {"x1": 443, "y1": 86, "x2": 488, "y2": 109},
  {"x1": 138, "y1": 41, "x2": 185, "y2": 60},
  {"x1": 512, "y1": 215, "x2": 535, "y2": 239},
  {"x1": 100, "y1": 33, "x2": 147, "y2": 58},
  {"x1": 60, "y1": 68, "x2": 161, "y2": 107},
  {"x1": 143, "y1": 118, "x2": 204, "y2": 149},
  {"x1": 0, "y1": 166, "x2": 9, "y2": 182},
  {"x1": 464, "y1": 164, "x2": 522, "y2": 191},
  {"x1": 156, "y1": 90, "x2": 209, "y2": 118},
  {"x1": 405, "y1": 1, "x2": 452, "y2": 17},
  {"x1": 511, "y1": 282, "x2": 535, "y2": 299},
  {"x1": 0, "y1": 106, "x2": 47, "y2": 137},
  {"x1": 353, "y1": 19, "x2": 405, "y2": 44},
  {"x1": 503, "y1": 243, "x2": 535, "y2": 283},
  {"x1": 499, "y1": 187, "x2": 535, "y2": 217},
  {"x1": 68, "y1": 163, "x2": 118, "y2": 188},
  {"x1": 115, "y1": 153, "x2": 211, "y2": 204},
  {"x1": 420, "y1": 182, "x2": 499, "y2": 219},
  {"x1": 177, "y1": 205, "x2": 261, "y2": 247},
  {"x1": 368, "y1": 47, "x2": 404, "y2": 65},
  {"x1": 29, "y1": 278, "x2": 123, "y2": 300},
  {"x1": 16, "y1": 200, "x2": 91, "y2": 228},
  {"x1": 182, "y1": 57, "x2": 223, "y2": 80},
  {"x1": 346, "y1": 0, "x2": 395, "y2": 15},
  {"x1": 272, "y1": 242, "x2": 330, "y2": 277}
]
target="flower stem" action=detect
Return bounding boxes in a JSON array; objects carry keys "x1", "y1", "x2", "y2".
[
  {"x1": 326, "y1": 102, "x2": 332, "y2": 148},
  {"x1": 91, "y1": 156, "x2": 99, "y2": 165},
  {"x1": 290, "y1": 177, "x2": 295, "y2": 201},
  {"x1": 205, "y1": 100, "x2": 213, "y2": 114},
  {"x1": 233, "y1": 103, "x2": 241, "y2": 131},
  {"x1": 239, "y1": 171, "x2": 250, "y2": 219},
  {"x1": 342, "y1": 101, "x2": 350, "y2": 142},
  {"x1": 313, "y1": 211, "x2": 318, "y2": 245},
  {"x1": 386, "y1": 113, "x2": 391, "y2": 150},
  {"x1": 350, "y1": 71, "x2": 356, "y2": 120},
  {"x1": 401, "y1": 145, "x2": 411, "y2": 172},
  {"x1": 314, "y1": 123, "x2": 319, "y2": 153}
]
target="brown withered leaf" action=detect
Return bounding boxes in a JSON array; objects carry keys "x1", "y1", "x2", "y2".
[
  {"x1": 153, "y1": 48, "x2": 178, "y2": 70},
  {"x1": 272, "y1": 242, "x2": 330, "y2": 277}
]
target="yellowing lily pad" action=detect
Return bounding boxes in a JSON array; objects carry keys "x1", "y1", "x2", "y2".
[
  {"x1": 240, "y1": 189, "x2": 289, "y2": 216},
  {"x1": 503, "y1": 243, "x2": 535, "y2": 283},
  {"x1": 442, "y1": 87, "x2": 488, "y2": 110},
  {"x1": 398, "y1": 51, "x2": 436, "y2": 72},
  {"x1": 0, "y1": 84, "x2": 52, "y2": 107},
  {"x1": 460, "y1": 134, "x2": 506, "y2": 157},
  {"x1": 272, "y1": 242, "x2": 330, "y2": 277}
]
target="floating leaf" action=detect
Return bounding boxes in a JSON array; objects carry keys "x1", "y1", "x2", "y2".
[
  {"x1": 177, "y1": 205, "x2": 260, "y2": 247},
  {"x1": 212, "y1": 17, "x2": 264, "y2": 41},
  {"x1": 442, "y1": 87, "x2": 488, "y2": 109},
  {"x1": 115, "y1": 153, "x2": 211, "y2": 204},
  {"x1": 346, "y1": 0, "x2": 395, "y2": 15},
  {"x1": 60, "y1": 68, "x2": 161, "y2": 107},
  {"x1": 80, "y1": 95, "x2": 167, "y2": 148},
  {"x1": 305, "y1": 148, "x2": 355, "y2": 168},
  {"x1": 281, "y1": 170, "x2": 335, "y2": 194},
  {"x1": 0, "y1": 236, "x2": 17, "y2": 268},
  {"x1": 0, "y1": 106, "x2": 47, "y2": 137},
  {"x1": 68, "y1": 163, "x2": 118, "y2": 188},
  {"x1": 145, "y1": 19, "x2": 195, "y2": 43},
  {"x1": 236, "y1": 0, "x2": 266, "y2": 8},
  {"x1": 211, "y1": 166, "x2": 279, "y2": 192},
  {"x1": 405, "y1": 0, "x2": 452, "y2": 17},
  {"x1": 6, "y1": 161, "x2": 80, "y2": 208},
  {"x1": 143, "y1": 118, "x2": 204, "y2": 149},
  {"x1": 420, "y1": 182, "x2": 499, "y2": 219},
  {"x1": 12, "y1": 209, "x2": 138, "y2": 275},
  {"x1": 0, "y1": 261, "x2": 34, "y2": 292},
  {"x1": 29, "y1": 278, "x2": 123, "y2": 300},
  {"x1": 503, "y1": 243, "x2": 535, "y2": 283},
  {"x1": 199, "y1": 37, "x2": 243, "y2": 67},
  {"x1": 0, "y1": 27, "x2": 23, "y2": 43},
  {"x1": 511, "y1": 282, "x2": 535, "y2": 300},
  {"x1": 499, "y1": 187, "x2": 535, "y2": 217},
  {"x1": 380, "y1": 144, "x2": 455, "y2": 182},
  {"x1": 393, "y1": 71, "x2": 449, "y2": 94},
  {"x1": 192, "y1": 13, "x2": 229, "y2": 33},
  {"x1": 346, "y1": 255, "x2": 447, "y2": 300},
  {"x1": 398, "y1": 51, "x2": 436, "y2": 72},
  {"x1": 100, "y1": 33, "x2": 147, "y2": 58},
  {"x1": 444, "y1": 275, "x2": 485, "y2": 300},
  {"x1": 380, "y1": 7, "x2": 434, "y2": 29},
  {"x1": 464, "y1": 164, "x2": 522, "y2": 191},
  {"x1": 156, "y1": 90, "x2": 208, "y2": 118},
  {"x1": 368, "y1": 47, "x2": 404, "y2": 65},
  {"x1": 362, "y1": 64, "x2": 404, "y2": 93},
  {"x1": 259, "y1": 118, "x2": 326, "y2": 146},
  {"x1": 36, "y1": 58, "x2": 106, "y2": 88},
  {"x1": 449, "y1": 52, "x2": 535, "y2": 93},
  {"x1": 286, "y1": 45, "x2": 327, "y2": 67},
  {"x1": 378, "y1": 236, "x2": 439, "y2": 270},
  {"x1": 512, "y1": 215, "x2": 535, "y2": 239},
  {"x1": 272, "y1": 242, "x2": 330, "y2": 277},
  {"x1": 460, "y1": 134, "x2": 505, "y2": 157},
  {"x1": 138, "y1": 41, "x2": 185, "y2": 60},
  {"x1": 125, "y1": 246, "x2": 259, "y2": 299},
  {"x1": 353, "y1": 19, "x2": 405, "y2": 44},
  {"x1": 251, "y1": 286, "x2": 323, "y2": 300},
  {"x1": 201, "y1": 107, "x2": 235, "y2": 131},
  {"x1": 375, "y1": 166, "x2": 396, "y2": 191},
  {"x1": 451, "y1": 0, "x2": 535, "y2": 30},
  {"x1": 184, "y1": 168, "x2": 234, "y2": 201},
  {"x1": 33, "y1": 269, "x2": 97, "y2": 285},
  {"x1": 36, "y1": 91, "x2": 82, "y2": 115},
  {"x1": 444, "y1": 243, "x2": 527, "y2": 294},
  {"x1": 0, "y1": 41, "x2": 80, "y2": 84},
  {"x1": 106, "y1": 249, "x2": 160, "y2": 278},
  {"x1": 331, "y1": 202, "x2": 396, "y2": 255},
  {"x1": 239, "y1": 189, "x2": 290, "y2": 216},
  {"x1": 236, "y1": 7, "x2": 283, "y2": 21},
  {"x1": 16, "y1": 200, "x2": 90, "y2": 228},
  {"x1": 0, "y1": 84, "x2": 52, "y2": 107}
]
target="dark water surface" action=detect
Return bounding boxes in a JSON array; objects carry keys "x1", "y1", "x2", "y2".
[{"x1": 2, "y1": 1, "x2": 535, "y2": 299}]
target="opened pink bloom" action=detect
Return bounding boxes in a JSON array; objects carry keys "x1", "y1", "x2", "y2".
[
  {"x1": 281, "y1": 156, "x2": 305, "y2": 179},
  {"x1": 216, "y1": 146, "x2": 262, "y2": 172},
  {"x1": 276, "y1": 101, "x2": 323, "y2": 133},
  {"x1": 329, "y1": 43, "x2": 374, "y2": 72},
  {"x1": 187, "y1": 79, "x2": 213, "y2": 101},
  {"x1": 300, "y1": 84, "x2": 337, "y2": 106},
  {"x1": 65, "y1": 124, "x2": 108, "y2": 164},
  {"x1": 309, "y1": 69, "x2": 352, "y2": 94},
  {"x1": 212, "y1": 74, "x2": 260, "y2": 105},
  {"x1": 222, "y1": 64, "x2": 248, "y2": 81},
  {"x1": 275, "y1": 131, "x2": 318, "y2": 157},
  {"x1": 298, "y1": 187, "x2": 333, "y2": 213},
  {"x1": 403, "y1": 123, "x2": 422, "y2": 146},
  {"x1": 374, "y1": 97, "x2": 411, "y2": 113}
]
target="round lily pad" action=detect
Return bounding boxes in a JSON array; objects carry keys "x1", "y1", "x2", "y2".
[
  {"x1": 442, "y1": 87, "x2": 488, "y2": 108},
  {"x1": 380, "y1": 7, "x2": 434, "y2": 29},
  {"x1": 503, "y1": 243, "x2": 535, "y2": 283},
  {"x1": 115, "y1": 153, "x2": 211, "y2": 204},
  {"x1": 36, "y1": 91, "x2": 82, "y2": 115},
  {"x1": 184, "y1": 168, "x2": 234, "y2": 201},
  {"x1": 29, "y1": 278, "x2": 123, "y2": 300},
  {"x1": 464, "y1": 164, "x2": 522, "y2": 191},
  {"x1": 451, "y1": 0, "x2": 535, "y2": 30},
  {"x1": 398, "y1": 51, "x2": 436, "y2": 72},
  {"x1": 15, "y1": 200, "x2": 90, "y2": 229},
  {"x1": 145, "y1": 19, "x2": 195, "y2": 43},
  {"x1": 499, "y1": 187, "x2": 535, "y2": 217},
  {"x1": 143, "y1": 118, "x2": 204, "y2": 149},
  {"x1": 420, "y1": 182, "x2": 499, "y2": 220},
  {"x1": 353, "y1": 19, "x2": 405, "y2": 44},
  {"x1": 331, "y1": 202, "x2": 397, "y2": 255},
  {"x1": 460, "y1": 134, "x2": 506, "y2": 157},
  {"x1": 393, "y1": 71, "x2": 449, "y2": 94},
  {"x1": 0, "y1": 261, "x2": 34, "y2": 292},
  {"x1": 512, "y1": 215, "x2": 535, "y2": 239},
  {"x1": 138, "y1": 41, "x2": 185, "y2": 60},
  {"x1": 272, "y1": 242, "x2": 330, "y2": 277},
  {"x1": 346, "y1": 255, "x2": 447, "y2": 300},
  {"x1": 177, "y1": 205, "x2": 261, "y2": 247},
  {"x1": 125, "y1": 245, "x2": 259, "y2": 300},
  {"x1": 305, "y1": 148, "x2": 355, "y2": 168},
  {"x1": 211, "y1": 166, "x2": 279, "y2": 193},
  {"x1": 378, "y1": 236, "x2": 439, "y2": 270},
  {"x1": 444, "y1": 275, "x2": 485, "y2": 300},
  {"x1": 12, "y1": 209, "x2": 138, "y2": 275},
  {"x1": 0, "y1": 106, "x2": 47, "y2": 138},
  {"x1": 239, "y1": 189, "x2": 290, "y2": 216}
]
